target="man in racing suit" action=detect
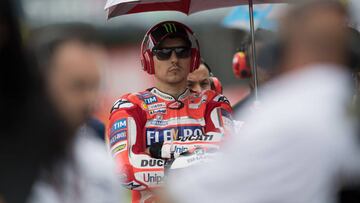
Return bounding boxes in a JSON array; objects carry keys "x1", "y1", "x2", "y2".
[{"x1": 107, "y1": 21, "x2": 233, "y2": 203}]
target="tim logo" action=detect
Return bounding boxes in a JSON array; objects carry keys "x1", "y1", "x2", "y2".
[
  {"x1": 144, "y1": 96, "x2": 157, "y2": 104},
  {"x1": 146, "y1": 126, "x2": 204, "y2": 146},
  {"x1": 111, "y1": 119, "x2": 127, "y2": 133},
  {"x1": 163, "y1": 23, "x2": 177, "y2": 33}
]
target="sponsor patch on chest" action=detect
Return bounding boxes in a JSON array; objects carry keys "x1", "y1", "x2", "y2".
[
  {"x1": 144, "y1": 96, "x2": 158, "y2": 104},
  {"x1": 148, "y1": 102, "x2": 166, "y2": 110},
  {"x1": 146, "y1": 126, "x2": 211, "y2": 146}
]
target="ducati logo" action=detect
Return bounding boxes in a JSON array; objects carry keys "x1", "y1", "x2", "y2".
[{"x1": 167, "y1": 101, "x2": 184, "y2": 109}]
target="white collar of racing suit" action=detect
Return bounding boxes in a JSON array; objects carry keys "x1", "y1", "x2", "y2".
[{"x1": 150, "y1": 87, "x2": 191, "y2": 101}]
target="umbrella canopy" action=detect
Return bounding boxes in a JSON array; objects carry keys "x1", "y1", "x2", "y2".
[
  {"x1": 105, "y1": 0, "x2": 288, "y2": 19},
  {"x1": 223, "y1": 4, "x2": 287, "y2": 31}
]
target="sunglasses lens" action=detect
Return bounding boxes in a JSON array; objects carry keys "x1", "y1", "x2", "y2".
[
  {"x1": 153, "y1": 47, "x2": 191, "y2": 60},
  {"x1": 175, "y1": 47, "x2": 191, "y2": 58},
  {"x1": 154, "y1": 48, "x2": 172, "y2": 60}
]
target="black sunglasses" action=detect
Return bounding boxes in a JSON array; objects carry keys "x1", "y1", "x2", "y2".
[{"x1": 152, "y1": 46, "x2": 191, "y2": 60}]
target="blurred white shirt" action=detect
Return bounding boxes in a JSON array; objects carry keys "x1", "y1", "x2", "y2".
[
  {"x1": 28, "y1": 126, "x2": 123, "y2": 203},
  {"x1": 168, "y1": 64, "x2": 360, "y2": 203}
]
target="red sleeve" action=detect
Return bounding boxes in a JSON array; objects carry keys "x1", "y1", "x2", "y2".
[
  {"x1": 107, "y1": 96, "x2": 165, "y2": 191},
  {"x1": 204, "y1": 92, "x2": 234, "y2": 138}
]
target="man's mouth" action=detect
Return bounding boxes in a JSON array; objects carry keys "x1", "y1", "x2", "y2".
[{"x1": 168, "y1": 66, "x2": 181, "y2": 72}]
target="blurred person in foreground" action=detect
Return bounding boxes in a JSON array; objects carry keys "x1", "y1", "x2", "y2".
[
  {"x1": 187, "y1": 59, "x2": 223, "y2": 93},
  {"x1": 0, "y1": 1, "x2": 72, "y2": 202},
  {"x1": 107, "y1": 21, "x2": 233, "y2": 203},
  {"x1": 26, "y1": 24, "x2": 121, "y2": 203},
  {"x1": 167, "y1": 1, "x2": 360, "y2": 203}
]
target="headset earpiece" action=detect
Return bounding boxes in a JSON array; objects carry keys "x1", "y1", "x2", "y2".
[
  {"x1": 190, "y1": 48, "x2": 200, "y2": 73},
  {"x1": 209, "y1": 76, "x2": 223, "y2": 94},
  {"x1": 233, "y1": 51, "x2": 252, "y2": 79},
  {"x1": 142, "y1": 50, "x2": 154, "y2": 74}
]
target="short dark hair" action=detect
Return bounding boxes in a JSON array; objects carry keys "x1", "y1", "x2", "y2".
[
  {"x1": 200, "y1": 58, "x2": 213, "y2": 76},
  {"x1": 28, "y1": 23, "x2": 100, "y2": 74}
]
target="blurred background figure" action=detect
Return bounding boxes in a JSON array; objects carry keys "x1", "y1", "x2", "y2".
[
  {"x1": 29, "y1": 24, "x2": 102, "y2": 132},
  {"x1": 232, "y1": 28, "x2": 277, "y2": 114},
  {"x1": 26, "y1": 24, "x2": 122, "y2": 203},
  {"x1": 187, "y1": 59, "x2": 223, "y2": 94},
  {"x1": 29, "y1": 23, "x2": 107, "y2": 140},
  {"x1": 167, "y1": 1, "x2": 360, "y2": 203},
  {"x1": 187, "y1": 60, "x2": 212, "y2": 92}
]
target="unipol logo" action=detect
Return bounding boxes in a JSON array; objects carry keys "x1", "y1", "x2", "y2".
[{"x1": 142, "y1": 173, "x2": 164, "y2": 184}]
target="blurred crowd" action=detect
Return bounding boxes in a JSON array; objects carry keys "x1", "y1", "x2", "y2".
[{"x1": 1, "y1": 0, "x2": 360, "y2": 203}]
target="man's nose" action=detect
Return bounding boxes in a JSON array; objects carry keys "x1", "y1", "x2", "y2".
[
  {"x1": 84, "y1": 88, "x2": 98, "y2": 111},
  {"x1": 169, "y1": 50, "x2": 178, "y2": 63},
  {"x1": 192, "y1": 83, "x2": 202, "y2": 93}
]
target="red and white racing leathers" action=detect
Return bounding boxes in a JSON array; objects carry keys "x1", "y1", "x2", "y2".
[{"x1": 107, "y1": 87, "x2": 233, "y2": 203}]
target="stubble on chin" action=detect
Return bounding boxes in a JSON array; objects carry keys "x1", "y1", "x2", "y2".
[{"x1": 166, "y1": 71, "x2": 186, "y2": 84}]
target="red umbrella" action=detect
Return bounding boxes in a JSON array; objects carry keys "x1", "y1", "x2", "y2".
[
  {"x1": 105, "y1": 0, "x2": 287, "y2": 19},
  {"x1": 105, "y1": 0, "x2": 289, "y2": 101}
]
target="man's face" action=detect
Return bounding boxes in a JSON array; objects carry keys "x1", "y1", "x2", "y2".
[
  {"x1": 47, "y1": 40, "x2": 101, "y2": 129},
  {"x1": 153, "y1": 37, "x2": 191, "y2": 85},
  {"x1": 187, "y1": 64, "x2": 211, "y2": 92}
]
